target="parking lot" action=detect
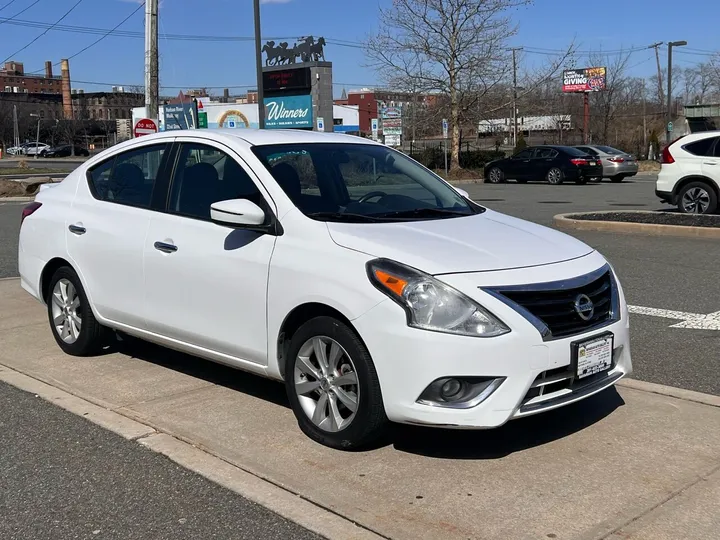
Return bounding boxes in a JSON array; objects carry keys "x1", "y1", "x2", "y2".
[{"x1": 1, "y1": 172, "x2": 719, "y2": 539}]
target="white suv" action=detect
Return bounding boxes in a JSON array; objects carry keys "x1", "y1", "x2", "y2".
[{"x1": 656, "y1": 131, "x2": 720, "y2": 214}]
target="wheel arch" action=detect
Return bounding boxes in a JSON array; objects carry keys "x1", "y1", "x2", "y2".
[
  {"x1": 672, "y1": 175, "x2": 720, "y2": 200},
  {"x1": 275, "y1": 302, "x2": 367, "y2": 381}
]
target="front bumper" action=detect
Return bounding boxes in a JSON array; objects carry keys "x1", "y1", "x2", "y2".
[{"x1": 353, "y1": 254, "x2": 632, "y2": 428}]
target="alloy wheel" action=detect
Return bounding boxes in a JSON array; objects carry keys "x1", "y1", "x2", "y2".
[
  {"x1": 51, "y1": 278, "x2": 82, "y2": 344},
  {"x1": 681, "y1": 187, "x2": 711, "y2": 214},
  {"x1": 547, "y1": 168, "x2": 562, "y2": 184},
  {"x1": 294, "y1": 336, "x2": 359, "y2": 433},
  {"x1": 488, "y1": 168, "x2": 502, "y2": 183}
]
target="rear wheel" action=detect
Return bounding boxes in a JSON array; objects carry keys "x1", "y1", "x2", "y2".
[
  {"x1": 575, "y1": 177, "x2": 588, "y2": 185},
  {"x1": 610, "y1": 175, "x2": 625, "y2": 183},
  {"x1": 486, "y1": 167, "x2": 505, "y2": 184},
  {"x1": 678, "y1": 181, "x2": 718, "y2": 214},
  {"x1": 546, "y1": 167, "x2": 564, "y2": 185},
  {"x1": 285, "y1": 316, "x2": 387, "y2": 450},
  {"x1": 47, "y1": 266, "x2": 105, "y2": 356}
]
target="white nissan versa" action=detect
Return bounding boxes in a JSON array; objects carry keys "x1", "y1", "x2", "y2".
[{"x1": 18, "y1": 129, "x2": 632, "y2": 449}]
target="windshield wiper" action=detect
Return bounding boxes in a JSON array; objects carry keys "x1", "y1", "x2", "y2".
[
  {"x1": 306, "y1": 211, "x2": 389, "y2": 223},
  {"x1": 372, "y1": 208, "x2": 473, "y2": 219}
]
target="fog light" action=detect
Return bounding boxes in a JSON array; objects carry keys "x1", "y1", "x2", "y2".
[
  {"x1": 440, "y1": 379, "x2": 463, "y2": 400},
  {"x1": 417, "y1": 377, "x2": 505, "y2": 409}
]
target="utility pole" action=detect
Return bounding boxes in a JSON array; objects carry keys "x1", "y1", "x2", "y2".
[
  {"x1": 13, "y1": 105, "x2": 19, "y2": 148},
  {"x1": 144, "y1": 0, "x2": 159, "y2": 120},
  {"x1": 648, "y1": 42, "x2": 664, "y2": 106},
  {"x1": 511, "y1": 47, "x2": 522, "y2": 148},
  {"x1": 642, "y1": 80, "x2": 647, "y2": 157},
  {"x1": 253, "y1": 0, "x2": 265, "y2": 129},
  {"x1": 666, "y1": 40, "x2": 687, "y2": 144}
]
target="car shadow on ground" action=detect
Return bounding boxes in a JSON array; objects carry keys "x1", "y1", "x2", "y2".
[{"x1": 111, "y1": 334, "x2": 625, "y2": 458}]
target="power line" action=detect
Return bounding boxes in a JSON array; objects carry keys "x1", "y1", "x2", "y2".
[
  {"x1": 0, "y1": 0, "x2": 40, "y2": 28},
  {"x1": 2, "y1": 0, "x2": 84, "y2": 64},
  {"x1": 28, "y1": 1, "x2": 145, "y2": 73},
  {"x1": 0, "y1": 0, "x2": 19, "y2": 12}
]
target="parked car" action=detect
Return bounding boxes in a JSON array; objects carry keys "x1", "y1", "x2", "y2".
[
  {"x1": 656, "y1": 131, "x2": 720, "y2": 214},
  {"x1": 40, "y1": 145, "x2": 90, "y2": 158},
  {"x1": 7, "y1": 143, "x2": 28, "y2": 156},
  {"x1": 18, "y1": 130, "x2": 632, "y2": 449},
  {"x1": 23, "y1": 142, "x2": 50, "y2": 156},
  {"x1": 574, "y1": 145, "x2": 639, "y2": 182},
  {"x1": 484, "y1": 145, "x2": 603, "y2": 185}
]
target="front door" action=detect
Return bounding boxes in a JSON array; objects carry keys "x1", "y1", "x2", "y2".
[
  {"x1": 67, "y1": 142, "x2": 171, "y2": 329},
  {"x1": 505, "y1": 148, "x2": 535, "y2": 180},
  {"x1": 143, "y1": 140, "x2": 277, "y2": 365},
  {"x1": 532, "y1": 148, "x2": 560, "y2": 180}
]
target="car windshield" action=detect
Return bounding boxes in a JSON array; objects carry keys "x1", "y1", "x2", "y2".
[
  {"x1": 595, "y1": 145, "x2": 623, "y2": 155},
  {"x1": 252, "y1": 143, "x2": 482, "y2": 223}
]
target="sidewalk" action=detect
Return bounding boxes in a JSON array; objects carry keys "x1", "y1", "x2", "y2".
[{"x1": 1, "y1": 278, "x2": 718, "y2": 540}]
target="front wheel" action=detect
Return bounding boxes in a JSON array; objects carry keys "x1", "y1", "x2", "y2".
[
  {"x1": 678, "y1": 182, "x2": 718, "y2": 214},
  {"x1": 486, "y1": 167, "x2": 505, "y2": 184},
  {"x1": 546, "y1": 167, "x2": 564, "y2": 185},
  {"x1": 47, "y1": 266, "x2": 106, "y2": 356},
  {"x1": 285, "y1": 316, "x2": 387, "y2": 450}
]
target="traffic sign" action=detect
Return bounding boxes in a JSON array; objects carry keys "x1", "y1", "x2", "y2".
[
  {"x1": 668, "y1": 122, "x2": 673, "y2": 132},
  {"x1": 134, "y1": 118, "x2": 158, "y2": 138},
  {"x1": 442, "y1": 118, "x2": 448, "y2": 139},
  {"x1": 317, "y1": 117, "x2": 324, "y2": 131}
]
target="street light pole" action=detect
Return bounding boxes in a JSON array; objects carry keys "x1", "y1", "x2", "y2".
[
  {"x1": 666, "y1": 40, "x2": 687, "y2": 144},
  {"x1": 511, "y1": 47, "x2": 523, "y2": 148},
  {"x1": 253, "y1": 0, "x2": 265, "y2": 129},
  {"x1": 30, "y1": 113, "x2": 41, "y2": 160}
]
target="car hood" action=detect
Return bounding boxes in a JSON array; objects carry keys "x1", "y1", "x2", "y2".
[{"x1": 326, "y1": 209, "x2": 594, "y2": 274}]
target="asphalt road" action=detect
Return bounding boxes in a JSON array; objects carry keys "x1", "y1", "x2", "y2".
[
  {"x1": 2, "y1": 174, "x2": 719, "y2": 396},
  {"x1": 0, "y1": 380, "x2": 322, "y2": 540}
]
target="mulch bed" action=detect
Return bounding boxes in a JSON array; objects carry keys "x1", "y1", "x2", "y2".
[
  {"x1": 568, "y1": 211, "x2": 720, "y2": 229},
  {"x1": 0, "y1": 178, "x2": 52, "y2": 198}
]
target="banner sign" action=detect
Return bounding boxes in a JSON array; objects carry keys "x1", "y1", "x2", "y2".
[
  {"x1": 264, "y1": 94, "x2": 313, "y2": 129},
  {"x1": 163, "y1": 103, "x2": 197, "y2": 130},
  {"x1": 562, "y1": 67, "x2": 607, "y2": 93}
]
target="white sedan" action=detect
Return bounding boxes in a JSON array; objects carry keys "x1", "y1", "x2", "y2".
[{"x1": 18, "y1": 129, "x2": 632, "y2": 449}]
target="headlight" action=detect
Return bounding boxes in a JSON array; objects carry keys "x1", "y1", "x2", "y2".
[{"x1": 367, "y1": 259, "x2": 510, "y2": 338}]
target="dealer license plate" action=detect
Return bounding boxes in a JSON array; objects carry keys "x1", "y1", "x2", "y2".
[
  {"x1": 574, "y1": 334, "x2": 613, "y2": 379},
  {"x1": 588, "y1": 161, "x2": 596, "y2": 166}
]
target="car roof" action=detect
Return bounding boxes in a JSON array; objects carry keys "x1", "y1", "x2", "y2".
[{"x1": 131, "y1": 128, "x2": 378, "y2": 147}]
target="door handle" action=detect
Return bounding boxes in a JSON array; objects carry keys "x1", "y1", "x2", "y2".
[
  {"x1": 154, "y1": 241, "x2": 178, "y2": 253},
  {"x1": 68, "y1": 224, "x2": 86, "y2": 235},
  {"x1": 703, "y1": 162, "x2": 718, "y2": 165}
]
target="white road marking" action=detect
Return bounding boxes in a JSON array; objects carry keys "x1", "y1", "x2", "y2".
[{"x1": 628, "y1": 305, "x2": 720, "y2": 330}]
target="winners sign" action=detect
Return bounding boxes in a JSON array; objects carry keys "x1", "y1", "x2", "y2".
[{"x1": 562, "y1": 67, "x2": 607, "y2": 93}]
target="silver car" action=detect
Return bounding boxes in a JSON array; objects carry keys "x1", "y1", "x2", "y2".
[{"x1": 574, "y1": 145, "x2": 639, "y2": 182}]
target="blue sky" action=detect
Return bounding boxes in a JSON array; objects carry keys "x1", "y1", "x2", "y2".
[{"x1": 0, "y1": 0, "x2": 717, "y2": 97}]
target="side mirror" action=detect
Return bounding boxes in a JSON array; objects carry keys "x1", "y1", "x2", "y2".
[
  {"x1": 455, "y1": 187, "x2": 469, "y2": 199},
  {"x1": 211, "y1": 199, "x2": 266, "y2": 227}
]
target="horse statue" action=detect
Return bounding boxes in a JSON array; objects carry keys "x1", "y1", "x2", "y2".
[
  {"x1": 262, "y1": 41, "x2": 280, "y2": 66},
  {"x1": 294, "y1": 36, "x2": 316, "y2": 63},
  {"x1": 310, "y1": 37, "x2": 326, "y2": 62}
]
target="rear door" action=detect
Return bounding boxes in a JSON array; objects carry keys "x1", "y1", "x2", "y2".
[
  {"x1": 68, "y1": 142, "x2": 172, "y2": 329},
  {"x1": 532, "y1": 148, "x2": 560, "y2": 179}
]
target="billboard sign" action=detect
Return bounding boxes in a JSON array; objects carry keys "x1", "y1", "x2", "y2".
[
  {"x1": 380, "y1": 106, "x2": 402, "y2": 119},
  {"x1": 264, "y1": 94, "x2": 313, "y2": 129},
  {"x1": 562, "y1": 67, "x2": 607, "y2": 93},
  {"x1": 163, "y1": 103, "x2": 197, "y2": 130}
]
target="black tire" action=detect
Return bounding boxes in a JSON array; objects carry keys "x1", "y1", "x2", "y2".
[
  {"x1": 677, "y1": 181, "x2": 718, "y2": 215},
  {"x1": 546, "y1": 167, "x2": 564, "y2": 185},
  {"x1": 46, "y1": 266, "x2": 105, "y2": 356},
  {"x1": 284, "y1": 316, "x2": 387, "y2": 450},
  {"x1": 610, "y1": 175, "x2": 624, "y2": 183},
  {"x1": 486, "y1": 167, "x2": 505, "y2": 184},
  {"x1": 575, "y1": 177, "x2": 588, "y2": 185}
]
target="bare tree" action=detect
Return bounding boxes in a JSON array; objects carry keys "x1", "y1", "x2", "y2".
[{"x1": 366, "y1": 0, "x2": 530, "y2": 171}]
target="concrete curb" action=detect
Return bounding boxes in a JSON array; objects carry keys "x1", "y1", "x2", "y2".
[
  {"x1": 0, "y1": 362, "x2": 384, "y2": 540},
  {"x1": 618, "y1": 378, "x2": 720, "y2": 408},
  {"x1": 554, "y1": 211, "x2": 720, "y2": 239}
]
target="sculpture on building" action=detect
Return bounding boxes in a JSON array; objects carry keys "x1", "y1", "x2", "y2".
[{"x1": 263, "y1": 36, "x2": 326, "y2": 66}]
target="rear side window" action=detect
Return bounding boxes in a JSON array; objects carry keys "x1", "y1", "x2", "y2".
[
  {"x1": 514, "y1": 149, "x2": 534, "y2": 159},
  {"x1": 562, "y1": 146, "x2": 590, "y2": 157},
  {"x1": 595, "y1": 146, "x2": 622, "y2": 155},
  {"x1": 683, "y1": 137, "x2": 719, "y2": 157},
  {"x1": 536, "y1": 148, "x2": 558, "y2": 159},
  {"x1": 88, "y1": 144, "x2": 167, "y2": 208}
]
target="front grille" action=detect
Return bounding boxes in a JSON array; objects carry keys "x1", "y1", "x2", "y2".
[{"x1": 487, "y1": 267, "x2": 617, "y2": 340}]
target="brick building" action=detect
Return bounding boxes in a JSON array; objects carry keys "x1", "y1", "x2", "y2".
[
  {"x1": 342, "y1": 88, "x2": 438, "y2": 134},
  {"x1": 0, "y1": 61, "x2": 63, "y2": 95},
  {"x1": 72, "y1": 90, "x2": 144, "y2": 121}
]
